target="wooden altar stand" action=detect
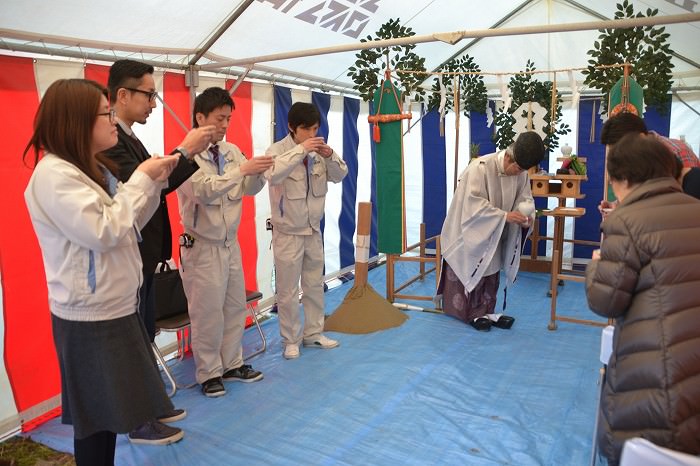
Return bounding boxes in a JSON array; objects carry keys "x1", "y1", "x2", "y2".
[
  {"x1": 523, "y1": 165, "x2": 608, "y2": 330},
  {"x1": 524, "y1": 170, "x2": 589, "y2": 272},
  {"x1": 386, "y1": 223, "x2": 441, "y2": 305}
]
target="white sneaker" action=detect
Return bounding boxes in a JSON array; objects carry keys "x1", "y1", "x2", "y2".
[
  {"x1": 283, "y1": 344, "x2": 300, "y2": 359},
  {"x1": 302, "y1": 334, "x2": 339, "y2": 349}
]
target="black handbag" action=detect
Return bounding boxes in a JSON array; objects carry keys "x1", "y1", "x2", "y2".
[{"x1": 152, "y1": 262, "x2": 188, "y2": 321}]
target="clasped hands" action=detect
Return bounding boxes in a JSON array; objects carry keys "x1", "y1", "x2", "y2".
[
  {"x1": 506, "y1": 211, "x2": 532, "y2": 228},
  {"x1": 301, "y1": 136, "x2": 333, "y2": 158},
  {"x1": 598, "y1": 200, "x2": 618, "y2": 220}
]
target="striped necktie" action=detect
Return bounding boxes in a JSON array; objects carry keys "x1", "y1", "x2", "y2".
[{"x1": 209, "y1": 145, "x2": 221, "y2": 174}]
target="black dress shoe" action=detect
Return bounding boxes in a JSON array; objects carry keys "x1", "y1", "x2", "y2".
[
  {"x1": 492, "y1": 315, "x2": 515, "y2": 329},
  {"x1": 469, "y1": 317, "x2": 492, "y2": 332}
]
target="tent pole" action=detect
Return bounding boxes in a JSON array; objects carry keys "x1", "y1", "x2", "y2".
[
  {"x1": 228, "y1": 65, "x2": 253, "y2": 96},
  {"x1": 0, "y1": 43, "x2": 187, "y2": 71},
  {"x1": 156, "y1": 94, "x2": 190, "y2": 134},
  {"x1": 186, "y1": 65, "x2": 198, "y2": 127},
  {"x1": 200, "y1": 12, "x2": 700, "y2": 71},
  {"x1": 188, "y1": 0, "x2": 254, "y2": 66},
  {"x1": 0, "y1": 27, "x2": 196, "y2": 57}
]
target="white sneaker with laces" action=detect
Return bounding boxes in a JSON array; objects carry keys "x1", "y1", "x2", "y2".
[
  {"x1": 303, "y1": 334, "x2": 339, "y2": 349},
  {"x1": 283, "y1": 344, "x2": 300, "y2": 359}
]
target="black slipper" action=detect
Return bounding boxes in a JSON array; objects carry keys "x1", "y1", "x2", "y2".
[
  {"x1": 492, "y1": 315, "x2": 515, "y2": 329},
  {"x1": 469, "y1": 317, "x2": 492, "y2": 332}
]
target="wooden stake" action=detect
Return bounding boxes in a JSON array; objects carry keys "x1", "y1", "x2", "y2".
[{"x1": 354, "y1": 202, "x2": 372, "y2": 287}]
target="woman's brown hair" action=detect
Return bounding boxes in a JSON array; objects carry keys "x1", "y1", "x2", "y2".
[{"x1": 23, "y1": 79, "x2": 117, "y2": 191}]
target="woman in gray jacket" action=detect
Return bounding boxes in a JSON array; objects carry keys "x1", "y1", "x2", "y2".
[
  {"x1": 586, "y1": 132, "x2": 700, "y2": 465},
  {"x1": 24, "y1": 79, "x2": 181, "y2": 465}
]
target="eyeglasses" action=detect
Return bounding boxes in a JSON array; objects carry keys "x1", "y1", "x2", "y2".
[
  {"x1": 124, "y1": 87, "x2": 158, "y2": 102},
  {"x1": 97, "y1": 109, "x2": 117, "y2": 123}
]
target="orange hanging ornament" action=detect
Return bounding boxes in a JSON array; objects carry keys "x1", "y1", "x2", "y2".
[{"x1": 367, "y1": 71, "x2": 412, "y2": 144}]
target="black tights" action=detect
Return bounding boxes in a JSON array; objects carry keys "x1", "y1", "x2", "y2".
[{"x1": 74, "y1": 430, "x2": 117, "y2": 466}]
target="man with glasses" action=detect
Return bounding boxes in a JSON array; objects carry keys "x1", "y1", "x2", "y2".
[
  {"x1": 438, "y1": 131, "x2": 544, "y2": 332},
  {"x1": 105, "y1": 59, "x2": 214, "y2": 445}
]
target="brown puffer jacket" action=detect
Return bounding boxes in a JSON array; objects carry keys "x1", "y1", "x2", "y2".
[{"x1": 585, "y1": 177, "x2": 700, "y2": 466}]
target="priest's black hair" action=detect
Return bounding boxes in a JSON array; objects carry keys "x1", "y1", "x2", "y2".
[{"x1": 512, "y1": 131, "x2": 545, "y2": 169}]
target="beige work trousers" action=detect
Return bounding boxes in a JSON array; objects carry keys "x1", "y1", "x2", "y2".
[
  {"x1": 273, "y1": 230, "x2": 325, "y2": 346},
  {"x1": 181, "y1": 240, "x2": 246, "y2": 384}
]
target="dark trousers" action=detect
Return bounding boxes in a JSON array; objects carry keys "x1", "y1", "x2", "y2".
[
  {"x1": 139, "y1": 271, "x2": 157, "y2": 341},
  {"x1": 74, "y1": 431, "x2": 116, "y2": 466}
]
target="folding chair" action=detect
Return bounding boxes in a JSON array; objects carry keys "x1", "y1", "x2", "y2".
[
  {"x1": 244, "y1": 289, "x2": 267, "y2": 360},
  {"x1": 151, "y1": 311, "x2": 194, "y2": 397}
]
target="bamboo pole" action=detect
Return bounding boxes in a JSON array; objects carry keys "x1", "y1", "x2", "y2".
[{"x1": 453, "y1": 85, "x2": 461, "y2": 191}]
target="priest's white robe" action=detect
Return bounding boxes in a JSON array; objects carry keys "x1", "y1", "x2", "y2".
[{"x1": 440, "y1": 150, "x2": 534, "y2": 294}]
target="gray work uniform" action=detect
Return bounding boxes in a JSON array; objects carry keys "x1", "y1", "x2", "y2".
[
  {"x1": 177, "y1": 141, "x2": 266, "y2": 384},
  {"x1": 265, "y1": 134, "x2": 347, "y2": 345}
]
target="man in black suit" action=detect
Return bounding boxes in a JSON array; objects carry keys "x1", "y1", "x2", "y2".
[
  {"x1": 105, "y1": 59, "x2": 213, "y2": 445},
  {"x1": 106, "y1": 60, "x2": 213, "y2": 340}
]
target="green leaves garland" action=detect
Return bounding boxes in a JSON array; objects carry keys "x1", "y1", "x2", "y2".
[
  {"x1": 347, "y1": 18, "x2": 427, "y2": 102},
  {"x1": 426, "y1": 55, "x2": 488, "y2": 117},
  {"x1": 493, "y1": 60, "x2": 570, "y2": 151},
  {"x1": 582, "y1": 0, "x2": 674, "y2": 114}
]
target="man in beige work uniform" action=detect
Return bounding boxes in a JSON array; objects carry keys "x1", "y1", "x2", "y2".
[
  {"x1": 178, "y1": 87, "x2": 273, "y2": 397},
  {"x1": 266, "y1": 102, "x2": 348, "y2": 359}
]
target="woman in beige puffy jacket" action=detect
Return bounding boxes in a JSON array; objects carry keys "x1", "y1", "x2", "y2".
[{"x1": 586, "y1": 133, "x2": 700, "y2": 465}]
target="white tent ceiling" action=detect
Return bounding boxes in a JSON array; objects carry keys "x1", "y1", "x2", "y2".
[{"x1": 1, "y1": 0, "x2": 699, "y2": 94}]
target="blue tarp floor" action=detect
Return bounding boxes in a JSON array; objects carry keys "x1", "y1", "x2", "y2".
[{"x1": 27, "y1": 261, "x2": 606, "y2": 465}]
